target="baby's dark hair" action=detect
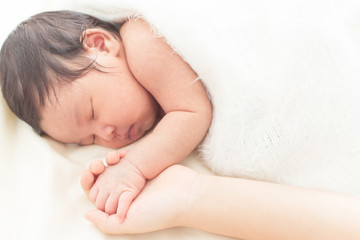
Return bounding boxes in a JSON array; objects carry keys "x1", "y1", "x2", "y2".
[{"x1": 0, "y1": 10, "x2": 122, "y2": 135}]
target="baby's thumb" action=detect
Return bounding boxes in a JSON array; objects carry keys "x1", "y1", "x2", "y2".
[{"x1": 119, "y1": 149, "x2": 129, "y2": 159}]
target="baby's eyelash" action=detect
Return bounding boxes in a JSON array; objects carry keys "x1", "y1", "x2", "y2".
[{"x1": 91, "y1": 98, "x2": 95, "y2": 119}]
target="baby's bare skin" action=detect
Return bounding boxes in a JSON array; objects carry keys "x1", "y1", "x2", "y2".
[
  {"x1": 46, "y1": 17, "x2": 212, "y2": 222},
  {"x1": 81, "y1": 150, "x2": 125, "y2": 195},
  {"x1": 80, "y1": 18, "x2": 211, "y2": 221},
  {"x1": 82, "y1": 150, "x2": 136, "y2": 220}
]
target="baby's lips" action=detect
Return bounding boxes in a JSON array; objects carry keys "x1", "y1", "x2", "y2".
[
  {"x1": 115, "y1": 128, "x2": 129, "y2": 140},
  {"x1": 129, "y1": 124, "x2": 138, "y2": 140}
]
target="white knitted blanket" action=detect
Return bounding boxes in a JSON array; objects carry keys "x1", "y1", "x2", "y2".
[{"x1": 70, "y1": 0, "x2": 360, "y2": 195}]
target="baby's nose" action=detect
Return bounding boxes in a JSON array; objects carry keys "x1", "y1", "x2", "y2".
[{"x1": 100, "y1": 125, "x2": 115, "y2": 141}]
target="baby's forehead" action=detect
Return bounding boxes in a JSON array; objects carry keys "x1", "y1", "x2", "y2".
[
  {"x1": 40, "y1": 86, "x2": 82, "y2": 141},
  {"x1": 42, "y1": 80, "x2": 83, "y2": 113}
]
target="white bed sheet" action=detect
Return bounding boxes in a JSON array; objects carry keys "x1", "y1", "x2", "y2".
[{"x1": 0, "y1": 97, "x2": 237, "y2": 240}]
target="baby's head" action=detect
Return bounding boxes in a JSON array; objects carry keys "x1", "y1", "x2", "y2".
[{"x1": 0, "y1": 11, "x2": 159, "y2": 148}]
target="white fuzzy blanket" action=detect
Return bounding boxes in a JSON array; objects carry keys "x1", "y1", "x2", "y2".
[{"x1": 73, "y1": 0, "x2": 360, "y2": 195}]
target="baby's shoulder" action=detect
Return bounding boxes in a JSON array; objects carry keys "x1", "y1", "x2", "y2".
[
  {"x1": 119, "y1": 18, "x2": 158, "y2": 54},
  {"x1": 119, "y1": 18, "x2": 175, "y2": 79}
]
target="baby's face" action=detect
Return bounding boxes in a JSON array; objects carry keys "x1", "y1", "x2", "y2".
[{"x1": 40, "y1": 58, "x2": 159, "y2": 149}]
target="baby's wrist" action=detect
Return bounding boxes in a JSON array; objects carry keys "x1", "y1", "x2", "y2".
[
  {"x1": 121, "y1": 157, "x2": 146, "y2": 180},
  {"x1": 121, "y1": 150, "x2": 154, "y2": 179}
]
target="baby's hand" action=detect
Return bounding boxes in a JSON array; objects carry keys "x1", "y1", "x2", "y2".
[{"x1": 81, "y1": 150, "x2": 146, "y2": 222}]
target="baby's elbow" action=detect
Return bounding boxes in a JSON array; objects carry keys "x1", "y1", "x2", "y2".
[{"x1": 202, "y1": 100, "x2": 213, "y2": 130}]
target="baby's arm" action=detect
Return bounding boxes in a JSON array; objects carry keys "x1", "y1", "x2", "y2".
[
  {"x1": 88, "y1": 19, "x2": 212, "y2": 220},
  {"x1": 120, "y1": 18, "x2": 212, "y2": 179}
]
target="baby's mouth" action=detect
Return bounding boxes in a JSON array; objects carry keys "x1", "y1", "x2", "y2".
[
  {"x1": 115, "y1": 129, "x2": 129, "y2": 140},
  {"x1": 115, "y1": 124, "x2": 137, "y2": 140},
  {"x1": 128, "y1": 124, "x2": 138, "y2": 140}
]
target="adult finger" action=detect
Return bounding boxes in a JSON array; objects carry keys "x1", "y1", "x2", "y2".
[{"x1": 85, "y1": 210, "x2": 125, "y2": 234}]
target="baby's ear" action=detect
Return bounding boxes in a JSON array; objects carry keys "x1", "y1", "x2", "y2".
[{"x1": 81, "y1": 28, "x2": 119, "y2": 55}]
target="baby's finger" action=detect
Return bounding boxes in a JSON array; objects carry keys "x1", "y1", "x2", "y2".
[
  {"x1": 96, "y1": 191, "x2": 110, "y2": 212},
  {"x1": 116, "y1": 191, "x2": 136, "y2": 223},
  {"x1": 106, "y1": 151, "x2": 120, "y2": 165},
  {"x1": 104, "y1": 191, "x2": 121, "y2": 215},
  {"x1": 90, "y1": 160, "x2": 105, "y2": 175},
  {"x1": 80, "y1": 169, "x2": 95, "y2": 194},
  {"x1": 89, "y1": 185, "x2": 99, "y2": 203},
  {"x1": 119, "y1": 149, "x2": 129, "y2": 159}
]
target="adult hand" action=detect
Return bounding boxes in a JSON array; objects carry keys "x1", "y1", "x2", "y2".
[
  {"x1": 84, "y1": 162, "x2": 360, "y2": 240},
  {"x1": 85, "y1": 164, "x2": 199, "y2": 234}
]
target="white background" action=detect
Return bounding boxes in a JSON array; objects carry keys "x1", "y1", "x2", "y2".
[{"x1": 0, "y1": 0, "x2": 75, "y2": 46}]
